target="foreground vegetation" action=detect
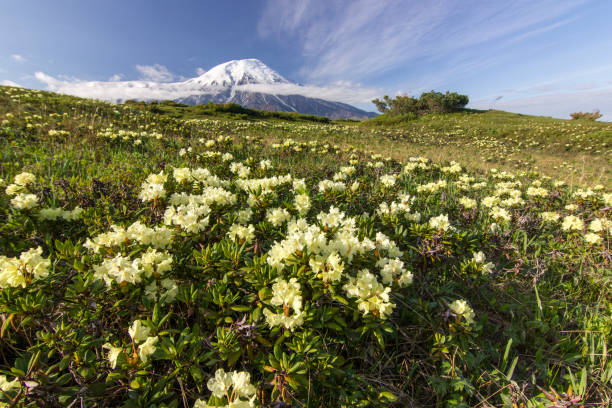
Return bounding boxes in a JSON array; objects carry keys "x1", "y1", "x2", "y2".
[{"x1": 0, "y1": 86, "x2": 610, "y2": 407}]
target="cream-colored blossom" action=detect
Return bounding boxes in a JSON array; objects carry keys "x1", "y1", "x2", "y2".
[
  {"x1": 449, "y1": 299, "x2": 475, "y2": 325},
  {"x1": 137, "y1": 336, "x2": 158, "y2": 364},
  {"x1": 429, "y1": 214, "x2": 451, "y2": 231},
  {"x1": 562, "y1": 215, "x2": 584, "y2": 232},
  {"x1": 102, "y1": 343, "x2": 124, "y2": 369},
  {"x1": 128, "y1": 320, "x2": 151, "y2": 344},
  {"x1": 10, "y1": 193, "x2": 38, "y2": 209}
]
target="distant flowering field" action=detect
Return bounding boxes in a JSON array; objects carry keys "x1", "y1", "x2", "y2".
[{"x1": 0, "y1": 86, "x2": 610, "y2": 407}]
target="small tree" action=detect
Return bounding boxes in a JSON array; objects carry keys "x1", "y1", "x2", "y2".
[
  {"x1": 570, "y1": 110, "x2": 603, "y2": 121},
  {"x1": 372, "y1": 91, "x2": 468, "y2": 116}
]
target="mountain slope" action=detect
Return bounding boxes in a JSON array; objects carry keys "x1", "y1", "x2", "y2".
[{"x1": 177, "y1": 59, "x2": 375, "y2": 119}]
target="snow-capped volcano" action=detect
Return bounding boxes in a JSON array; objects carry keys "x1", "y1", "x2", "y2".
[
  {"x1": 35, "y1": 59, "x2": 376, "y2": 119},
  {"x1": 185, "y1": 59, "x2": 290, "y2": 88}
]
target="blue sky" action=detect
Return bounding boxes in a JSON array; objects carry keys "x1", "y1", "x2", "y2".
[{"x1": 2, "y1": 0, "x2": 612, "y2": 118}]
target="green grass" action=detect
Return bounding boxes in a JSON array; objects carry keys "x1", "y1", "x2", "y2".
[{"x1": 0, "y1": 85, "x2": 610, "y2": 407}]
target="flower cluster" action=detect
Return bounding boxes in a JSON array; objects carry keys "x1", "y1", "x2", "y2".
[
  {"x1": 449, "y1": 299, "x2": 476, "y2": 325},
  {"x1": 0, "y1": 247, "x2": 51, "y2": 288},
  {"x1": 263, "y1": 278, "x2": 304, "y2": 330},
  {"x1": 92, "y1": 249, "x2": 173, "y2": 287},
  {"x1": 6, "y1": 172, "x2": 38, "y2": 210},
  {"x1": 84, "y1": 221, "x2": 173, "y2": 252},
  {"x1": 194, "y1": 368, "x2": 257, "y2": 408}
]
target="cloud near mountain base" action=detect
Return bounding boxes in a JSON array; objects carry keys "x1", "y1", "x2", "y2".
[{"x1": 34, "y1": 72, "x2": 380, "y2": 105}]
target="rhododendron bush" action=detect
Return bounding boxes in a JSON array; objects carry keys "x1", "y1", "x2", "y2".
[{"x1": 0, "y1": 86, "x2": 610, "y2": 407}]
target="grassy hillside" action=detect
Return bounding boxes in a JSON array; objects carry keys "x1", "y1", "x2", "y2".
[
  {"x1": 0, "y1": 86, "x2": 610, "y2": 407},
  {"x1": 126, "y1": 99, "x2": 612, "y2": 187}
]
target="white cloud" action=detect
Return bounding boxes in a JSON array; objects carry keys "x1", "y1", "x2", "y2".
[
  {"x1": 11, "y1": 54, "x2": 25, "y2": 63},
  {"x1": 34, "y1": 71, "x2": 381, "y2": 106},
  {"x1": 195, "y1": 67, "x2": 206, "y2": 76},
  {"x1": 108, "y1": 74, "x2": 124, "y2": 81},
  {"x1": 236, "y1": 81, "x2": 380, "y2": 104},
  {"x1": 259, "y1": 0, "x2": 587, "y2": 81},
  {"x1": 35, "y1": 72, "x2": 195, "y2": 102},
  {"x1": 1, "y1": 79, "x2": 21, "y2": 87},
  {"x1": 134, "y1": 64, "x2": 174, "y2": 82},
  {"x1": 470, "y1": 88, "x2": 612, "y2": 120}
]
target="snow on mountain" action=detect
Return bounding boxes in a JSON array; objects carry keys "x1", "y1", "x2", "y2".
[
  {"x1": 185, "y1": 59, "x2": 290, "y2": 88},
  {"x1": 35, "y1": 59, "x2": 377, "y2": 119}
]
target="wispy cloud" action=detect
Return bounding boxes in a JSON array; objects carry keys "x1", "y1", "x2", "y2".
[
  {"x1": 195, "y1": 67, "x2": 206, "y2": 76},
  {"x1": 134, "y1": 64, "x2": 174, "y2": 82},
  {"x1": 108, "y1": 74, "x2": 124, "y2": 81},
  {"x1": 259, "y1": 0, "x2": 587, "y2": 82},
  {"x1": 1, "y1": 79, "x2": 21, "y2": 87},
  {"x1": 11, "y1": 54, "x2": 25, "y2": 63},
  {"x1": 470, "y1": 87, "x2": 612, "y2": 119}
]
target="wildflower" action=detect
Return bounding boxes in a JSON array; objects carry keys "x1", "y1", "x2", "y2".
[
  {"x1": 459, "y1": 197, "x2": 477, "y2": 209},
  {"x1": 449, "y1": 299, "x2": 475, "y2": 325},
  {"x1": 526, "y1": 186, "x2": 548, "y2": 198},
  {"x1": 473, "y1": 251, "x2": 485, "y2": 264},
  {"x1": 128, "y1": 320, "x2": 150, "y2": 344},
  {"x1": 259, "y1": 159, "x2": 272, "y2": 170},
  {"x1": 205, "y1": 368, "x2": 256, "y2": 405},
  {"x1": 5, "y1": 183, "x2": 24, "y2": 196},
  {"x1": 317, "y1": 206, "x2": 345, "y2": 229},
  {"x1": 231, "y1": 371, "x2": 257, "y2": 399},
  {"x1": 310, "y1": 252, "x2": 344, "y2": 282},
  {"x1": 227, "y1": 224, "x2": 255, "y2": 245},
  {"x1": 10, "y1": 193, "x2": 38, "y2": 209},
  {"x1": 294, "y1": 193, "x2": 311, "y2": 214},
  {"x1": 137, "y1": 336, "x2": 158, "y2": 364},
  {"x1": 378, "y1": 258, "x2": 412, "y2": 287},
  {"x1": 379, "y1": 174, "x2": 396, "y2": 188},
  {"x1": 266, "y1": 208, "x2": 291, "y2": 227},
  {"x1": 102, "y1": 343, "x2": 124, "y2": 369},
  {"x1": 270, "y1": 278, "x2": 302, "y2": 312},
  {"x1": 93, "y1": 254, "x2": 142, "y2": 286},
  {"x1": 292, "y1": 178, "x2": 307, "y2": 192},
  {"x1": 441, "y1": 161, "x2": 462, "y2": 173},
  {"x1": 472, "y1": 251, "x2": 493, "y2": 273},
  {"x1": 13, "y1": 172, "x2": 35, "y2": 186},
  {"x1": 481, "y1": 196, "x2": 499, "y2": 208},
  {"x1": 589, "y1": 219, "x2": 603, "y2": 233},
  {"x1": 540, "y1": 212, "x2": 560, "y2": 223},
  {"x1": 0, "y1": 247, "x2": 50, "y2": 288},
  {"x1": 490, "y1": 207, "x2": 511, "y2": 223},
  {"x1": 318, "y1": 179, "x2": 346, "y2": 193},
  {"x1": 584, "y1": 233, "x2": 602, "y2": 245},
  {"x1": 264, "y1": 278, "x2": 304, "y2": 330},
  {"x1": 429, "y1": 214, "x2": 451, "y2": 231},
  {"x1": 229, "y1": 162, "x2": 251, "y2": 178},
  {"x1": 235, "y1": 208, "x2": 253, "y2": 224},
  {"x1": 343, "y1": 270, "x2": 395, "y2": 319},
  {"x1": 561, "y1": 215, "x2": 584, "y2": 232},
  {"x1": 173, "y1": 167, "x2": 192, "y2": 183}
]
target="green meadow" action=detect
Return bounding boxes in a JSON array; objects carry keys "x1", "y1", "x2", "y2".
[{"x1": 0, "y1": 86, "x2": 610, "y2": 407}]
